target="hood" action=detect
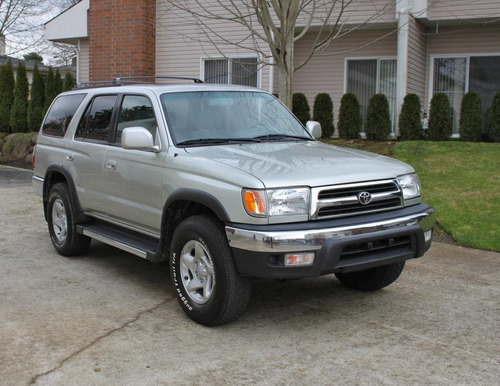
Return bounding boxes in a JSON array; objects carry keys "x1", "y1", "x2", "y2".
[{"x1": 184, "y1": 141, "x2": 414, "y2": 188}]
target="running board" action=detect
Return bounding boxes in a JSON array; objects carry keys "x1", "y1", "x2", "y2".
[{"x1": 77, "y1": 222, "x2": 159, "y2": 260}]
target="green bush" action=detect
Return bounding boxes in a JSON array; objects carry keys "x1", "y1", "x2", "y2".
[
  {"x1": 63, "y1": 72, "x2": 76, "y2": 91},
  {"x1": 428, "y1": 93, "x2": 452, "y2": 141},
  {"x1": 9, "y1": 62, "x2": 29, "y2": 133},
  {"x1": 487, "y1": 92, "x2": 500, "y2": 142},
  {"x1": 292, "y1": 93, "x2": 311, "y2": 125},
  {"x1": 459, "y1": 92, "x2": 482, "y2": 142},
  {"x1": 313, "y1": 93, "x2": 334, "y2": 138},
  {"x1": 44, "y1": 67, "x2": 57, "y2": 114},
  {"x1": 0, "y1": 61, "x2": 15, "y2": 132},
  {"x1": 28, "y1": 64, "x2": 46, "y2": 132},
  {"x1": 365, "y1": 94, "x2": 391, "y2": 140},
  {"x1": 338, "y1": 93, "x2": 361, "y2": 139},
  {"x1": 398, "y1": 94, "x2": 422, "y2": 140}
]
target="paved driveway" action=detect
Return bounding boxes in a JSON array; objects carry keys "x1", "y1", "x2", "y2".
[{"x1": 1, "y1": 165, "x2": 499, "y2": 385}]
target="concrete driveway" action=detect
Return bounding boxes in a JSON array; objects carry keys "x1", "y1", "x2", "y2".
[{"x1": 1, "y1": 165, "x2": 499, "y2": 385}]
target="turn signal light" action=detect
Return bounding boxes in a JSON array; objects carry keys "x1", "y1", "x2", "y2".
[{"x1": 285, "y1": 253, "x2": 315, "y2": 267}]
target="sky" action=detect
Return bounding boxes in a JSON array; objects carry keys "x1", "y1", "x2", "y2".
[{"x1": 2, "y1": 0, "x2": 78, "y2": 64}]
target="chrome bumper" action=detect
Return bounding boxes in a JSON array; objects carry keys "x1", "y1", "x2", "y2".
[{"x1": 226, "y1": 206, "x2": 435, "y2": 253}]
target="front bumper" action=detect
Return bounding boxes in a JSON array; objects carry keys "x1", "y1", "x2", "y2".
[{"x1": 226, "y1": 203, "x2": 435, "y2": 279}]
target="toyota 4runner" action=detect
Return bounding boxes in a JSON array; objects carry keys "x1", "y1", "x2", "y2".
[{"x1": 33, "y1": 77, "x2": 435, "y2": 326}]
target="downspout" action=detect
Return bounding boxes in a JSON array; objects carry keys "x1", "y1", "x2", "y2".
[
  {"x1": 396, "y1": 6, "x2": 412, "y2": 137},
  {"x1": 269, "y1": 30, "x2": 275, "y2": 94}
]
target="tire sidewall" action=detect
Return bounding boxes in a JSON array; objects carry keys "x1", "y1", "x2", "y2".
[{"x1": 170, "y1": 217, "x2": 228, "y2": 325}]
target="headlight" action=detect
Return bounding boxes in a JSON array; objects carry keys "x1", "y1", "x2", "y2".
[
  {"x1": 397, "y1": 173, "x2": 421, "y2": 200},
  {"x1": 243, "y1": 187, "x2": 310, "y2": 217}
]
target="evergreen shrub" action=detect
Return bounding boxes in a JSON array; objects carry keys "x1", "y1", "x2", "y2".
[
  {"x1": 487, "y1": 92, "x2": 500, "y2": 142},
  {"x1": 365, "y1": 93, "x2": 391, "y2": 140},
  {"x1": 0, "y1": 62, "x2": 15, "y2": 132},
  {"x1": 28, "y1": 64, "x2": 46, "y2": 132},
  {"x1": 313, "y1": 93, "x2": 334, "y2": 138},
  {"x1": 63, "y1": 72, "x2": 76, "y2": 91},
  {"x1": 337, "y1": 93, "x2": 361, "y2": 139},
  {"x1": 428, "y1": 93, "x2": 452, "y2": 141},
  {"x1": 459, "y1": 92, "x2": 482, "y2": 142},
  {"x1": 9, "y1": 62, "x2": 29, "y2": 133},
  {"x1": 292, "y1": 93, "x2": 311, "y2": 125},
  {"x1": 398, "y1": 94, "x2": 422, "y2": 140}
]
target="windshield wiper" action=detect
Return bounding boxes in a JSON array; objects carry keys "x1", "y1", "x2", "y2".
[
  {"x1": 177, "y1": 137, "x2": 261, "y2": 147},
  {"x1": 252, "y1": 134, "x2": 313, "y2": 142}
]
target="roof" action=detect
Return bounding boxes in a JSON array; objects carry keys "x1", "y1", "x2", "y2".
[{"x1": 0, "y1": 55, "x2": 76, "y2": 76}]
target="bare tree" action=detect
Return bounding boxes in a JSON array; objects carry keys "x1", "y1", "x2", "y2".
[
  {"x1": 1, "y1": 0, "x2": 80, "y2": 62},
  {"x1": 160, "y1": 0, "x2": 395, "y2": 107},
  {"x1": 0, "y1": 0, "x2": 44, "y2": 55}
]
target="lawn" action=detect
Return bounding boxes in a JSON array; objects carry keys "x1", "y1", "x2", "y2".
[{"x1": 323, "y1": 139, "x2": 499, "y2": 252}]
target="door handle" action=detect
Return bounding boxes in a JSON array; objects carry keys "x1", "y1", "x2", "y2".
[{"x1": 106, "y1": 160, "x2": 117, "y2": 170}]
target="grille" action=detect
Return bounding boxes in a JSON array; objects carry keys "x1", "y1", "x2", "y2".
[
  {"x1": 340, "y1": 235, "x2": 413, "y2": 262},
  {"x1": 311, "y1": 180, "x2": 402, "y2": 219}
]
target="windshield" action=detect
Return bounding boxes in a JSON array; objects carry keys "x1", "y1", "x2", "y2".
[{"x1": 160, "y1": 91, "x2": 311, "y2": 146}]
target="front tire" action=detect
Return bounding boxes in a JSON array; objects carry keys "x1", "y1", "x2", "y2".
[
  {"x1": 335, "y1": 262, "x2": 405, "y2": 291},
  {"x1": 170, "y1": 215, "x2": 252, "y2": 326},
  {"x1": 47, "y1": 183, "x2": 90, "y2": 257}
]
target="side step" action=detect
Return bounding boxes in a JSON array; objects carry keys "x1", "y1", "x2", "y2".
[{"x1": 76, "y1": 222, "x2": 160, "y2": 260}]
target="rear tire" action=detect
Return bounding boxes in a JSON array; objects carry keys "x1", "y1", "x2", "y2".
[
  {"x1": 170, "y1": 215, "x2": 252, "y2": 326},
  {"x1": 335, "y1": 262, "x2": 405, "y2": 291},
  {"x1": 47, "y1": 183, "x2": 90, "y2": 257}
]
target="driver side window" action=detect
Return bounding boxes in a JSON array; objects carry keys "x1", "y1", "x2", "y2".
[{"x1": 116, "y1": 95, "x2": 158, "y2": 145}]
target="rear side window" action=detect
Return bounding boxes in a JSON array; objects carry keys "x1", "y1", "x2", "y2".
[
  {"x1": 76, "y1": 95, "x2": 117, "y2": 142},
  {"x1": 42, "y1": 94, "x2": 86, "y2": 137}
]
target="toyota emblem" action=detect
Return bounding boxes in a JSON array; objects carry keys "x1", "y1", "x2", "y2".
[{"x1": 358, "y1": 191, "x2": 372, "y2": 205}]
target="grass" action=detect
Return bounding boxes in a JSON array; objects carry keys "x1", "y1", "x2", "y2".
[{"x1": 323, "y1": 139, "x2": 499, "y2": 251}]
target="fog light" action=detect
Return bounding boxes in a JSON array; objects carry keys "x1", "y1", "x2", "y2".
[
  {"x1": 424, "y1": 230, "x2": 432, "y2": 243},
  {"x1": 284, "y1": 253, "x2": 315, "y2": 267}
]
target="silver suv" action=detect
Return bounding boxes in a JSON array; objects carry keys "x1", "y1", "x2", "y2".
[{"x1": 33, "y1": 78, "x2": 435, "y2": 326}]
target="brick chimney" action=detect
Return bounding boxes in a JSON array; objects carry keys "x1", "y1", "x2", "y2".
[
  {"x1": 0, "y1": 34, "x2": 5, "y2": 56},
  {"x1": 88, "y1": 0, "x2": 156, "y2": 81}
]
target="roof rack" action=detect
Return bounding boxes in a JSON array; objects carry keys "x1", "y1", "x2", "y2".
[
  {"x1": 74, "y1": 76, "x2": 204, "y2": 90},
  {"x1": 114, "y1": 76, "x2": 204, "y2": 84}
]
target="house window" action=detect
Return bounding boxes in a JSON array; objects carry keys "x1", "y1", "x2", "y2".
[
  {"x1": 346, "y1": 58, "x2": 397, "y2": 133},
  {"x1": 203, "y1": 57, "x2": 258, "y2": 87},
  {"x1": 431, "y1": 55, "x2": 500, "y2": 135}
]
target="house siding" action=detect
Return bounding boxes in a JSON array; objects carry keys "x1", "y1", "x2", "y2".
[
  {"x1": 156, "y1": 2, "x2": 271, "y2": 90},
  {"x1": 292, "y1": 29, "x2": 397, "y2": 123},
  {"x1": 429, "y1": 0, "x2": 500, "y2": 20},
  {"x1": 424, "y1": 24, "x2": 500, "y2": 107},
  {"x1": 78, "y1": 39, "x2": 90, "y2": 83},
  {"x1": 406, "y1": 16, "x2": 427, "y2": 102}
]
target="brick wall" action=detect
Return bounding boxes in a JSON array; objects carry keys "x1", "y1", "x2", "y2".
[{"x1": 88, "y1": 0, "x2": 156, "y2": 81}]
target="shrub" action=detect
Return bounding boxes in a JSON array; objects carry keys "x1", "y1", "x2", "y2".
[
  {"x1": 428, "y1": 93, "x2": 452, "y2": 141},
  {"x1": 365, "y1": 94, "x2": 391, "y2": 140},
  {"x1": 292, "y1": 93, "x2": 311, "y2": 125},
  {"x1": 28, "y1": 64, "x2": 46, "y2": 132},
  {"x1": 487, "y1": 92, "x2": 500, "y2": 142},
  {"x1": 313, "y1": 93, "x2": 334, "y2": 138},
  {"x1": 398, "y1": 94, "x2": 422, "y2": 140},
  {"x1": 459, "y1": 92, "x2": 482, "y2": 142},
  {"x1": 338, "y1": 93, "x2": 361, "y2": 139},
  {"x1": 0, "y1": 61, "x2": 15, "y2": 132},
  {"x1": 55, "y1": 69, "x2": 63, "y2": 95},
  {"x1": 9, "y1": 62, "x2": 29, "y2": 133},
  {"x1": 44, "y1": 67, "x2": 57, "y2": 113}
]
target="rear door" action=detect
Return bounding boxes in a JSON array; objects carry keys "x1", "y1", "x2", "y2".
[{"x1": 68, "y1": 94, "x2": 118, "y2": 214}]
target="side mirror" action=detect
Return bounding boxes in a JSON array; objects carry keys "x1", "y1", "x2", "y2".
[
  {"x1": 122, "y1": 127, "x2": 160, "y2": 152},
  {"x1": 306, "y1": 121, "x2": 322, "y2": 139}
]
